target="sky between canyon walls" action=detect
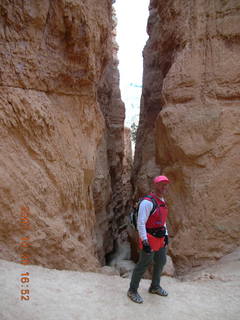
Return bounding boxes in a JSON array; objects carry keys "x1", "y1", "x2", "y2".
[{"x1": 114, "y1": 0, "x2": 149, "y2": 128}]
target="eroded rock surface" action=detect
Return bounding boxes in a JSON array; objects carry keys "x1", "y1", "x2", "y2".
[
  {"x1": 134, "y1": 0, "x2": 240, "y2": 273},
  {"x1": 93, "y1": 10, "x2": 132, "y2": 264},
  {"x1": 0, "y1": 0, "x2": 129, "y2": 271}
]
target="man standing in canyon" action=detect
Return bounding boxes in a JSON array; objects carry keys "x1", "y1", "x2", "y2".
[{"x1": 127, "y1": 175, "x2": 170, "y2": 304}]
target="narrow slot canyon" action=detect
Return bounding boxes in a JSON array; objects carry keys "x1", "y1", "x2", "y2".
[{"x1": 0, "y1": 0, "x2": 240, "y2": 319}]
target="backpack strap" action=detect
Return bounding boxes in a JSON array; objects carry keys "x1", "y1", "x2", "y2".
[{"x1": 144, "y1": 195, "x2": 165, "y2": 217}]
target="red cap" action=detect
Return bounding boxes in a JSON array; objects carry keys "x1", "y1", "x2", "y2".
[{"x1": 153, "y1": 175, "x2": 170, "y2": 184}]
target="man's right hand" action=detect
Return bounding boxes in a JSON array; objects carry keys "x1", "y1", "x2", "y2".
[{"x1": 142, "y1": 240, "x2": 152, "y2": 254}]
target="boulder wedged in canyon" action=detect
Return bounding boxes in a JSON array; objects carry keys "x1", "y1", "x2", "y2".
[
  {"x1": 134, "y1": 0, "x2": 240, "y2": 273},
  {"x1": 0, "y1": 0, "x2": 129, "y2": 270}
]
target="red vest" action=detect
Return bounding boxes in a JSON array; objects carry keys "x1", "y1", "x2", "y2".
[
  {"x1": 145, "y1": 193, "x2": 168, "y2": 229},
  {"x1": 139, "y1": 193, "x2": 169, "y2": 251}
]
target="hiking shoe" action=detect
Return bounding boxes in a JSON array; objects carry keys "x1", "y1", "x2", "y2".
[
  {"x1": 148, "y1": 286, "x2": 168, "y2": 296},
  {"x1": 127, "y1": 290, "x2": 144, "y2": 304}
]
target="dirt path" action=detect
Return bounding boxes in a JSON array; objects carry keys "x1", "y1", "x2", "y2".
[{"x1": 1, "y1": 251, "x2": 240, "y2": 320}]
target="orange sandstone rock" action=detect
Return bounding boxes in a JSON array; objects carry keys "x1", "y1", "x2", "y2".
[
  {"x1": 0, "y1": 0, "x2": 127, "y2": 271},
  {"x1": 134, "y1": 0, "x2": 240, "y2": 273}
]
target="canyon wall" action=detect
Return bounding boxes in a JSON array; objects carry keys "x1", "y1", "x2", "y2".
[
  {"x1": 93, "y1": 9, "x2": 132, "y2": 264},
  {"x1": 0, "y1": 0, "x2": 128, "y2": 271},
  {"x1": 135, "y1": 0, "x2": 240, "y2": 273}
]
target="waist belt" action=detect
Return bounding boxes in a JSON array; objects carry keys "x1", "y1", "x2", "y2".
[{"x1": 146, "y1": 226, "x2": 166, "y2": 238}]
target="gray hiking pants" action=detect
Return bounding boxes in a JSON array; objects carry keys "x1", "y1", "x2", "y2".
[{"x1": 129, "y1": 246, "x2": 167, "y2": 292}]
